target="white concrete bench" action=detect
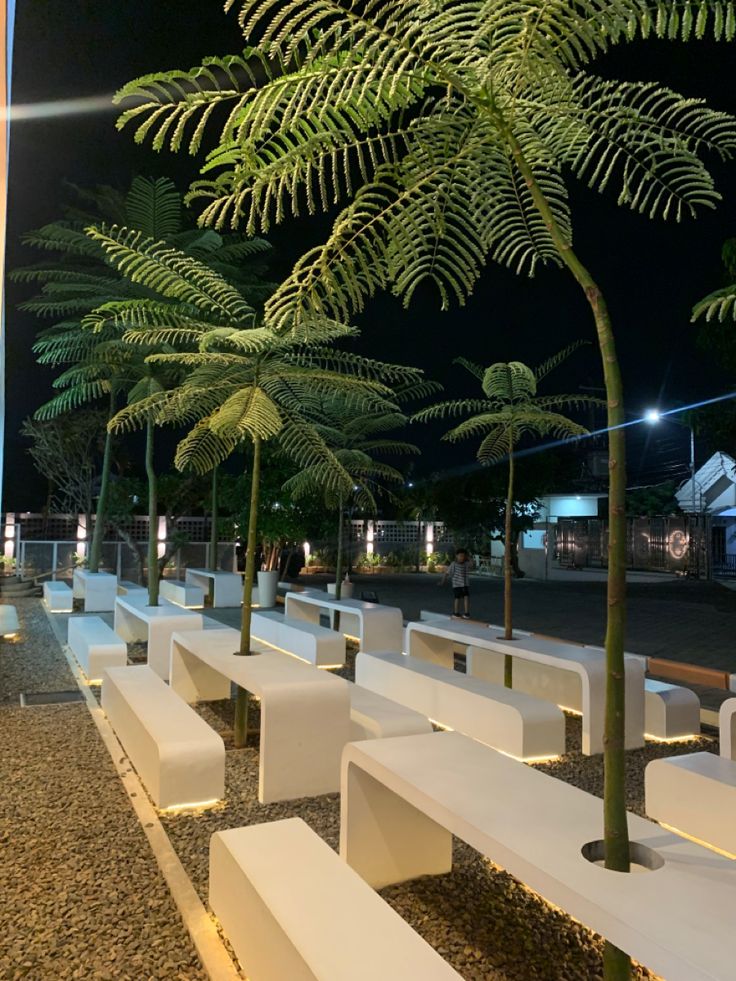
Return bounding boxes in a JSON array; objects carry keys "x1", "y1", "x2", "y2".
[
  {"x1": 356, "y1": 651, "x2": 564, "y2": 761},
  {"x1": 349, "y1": 684, "x2": 433, "y2": 741},
  {"x1": 43, "y1": 580, "x2": 73, "y2": 613},
  {"x1": 72, "y1": 569, "x2": 118, "y2": 612},
  {"x1": 465, "y1": 636, "x2": 645, "y2": 756},
  {"x1": 406, "y1": 618, "x2": 532, "y2": 669},
  {"x1": 646, "y1": 752, "x2": 736, "y2": 857},
  {"x1": 718, "y1": 696, "x2": 736, "y2": 760},
  {"x1": 159, "y1": 578, "x2": 205, "y2": 609},
  {"x1": 285, "y1": 591, "x2": 404, "y2": 653},
  {"x1": 68, "y1": 615, "x2": 127, "y2": 682},
  {"x1": 170, "y1": 628, "x2": 349, "y2": 803},
  {"x1": 117, "y1": 580, "x2": 147, "y2": 595},
  {"x1": 251, "y1": 610, "x2": 346, "y2": 667},
  {"x1": 114, "y1": 595, "x2": 203, "y2": 681},
  {"x1": 0, "y1": 604, "x2": 19, "y2": 637},
  {"x1": 210, "y1": 818, "x2": 461, "y2": 981},
  {"x1": 644, "y1": 680, "x2": 700, "y2": 741},
  {"x1": 102, "y1": 665, "x2": 224, "y2": 810},
  {"x1": 342, "y1": 731, "x2": 736, "y2": 981},
  {"x1": 185, "y1": 567, "x2": 243, "y2": 607}
]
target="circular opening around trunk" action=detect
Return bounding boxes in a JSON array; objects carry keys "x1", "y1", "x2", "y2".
[{"x1": 581, "y1": 839, "x2": 665, "y2": 873}]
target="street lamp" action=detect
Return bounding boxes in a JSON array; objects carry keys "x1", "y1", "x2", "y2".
[{"x1": 643, "y1": 408, "x2": 696, "y2": 515}]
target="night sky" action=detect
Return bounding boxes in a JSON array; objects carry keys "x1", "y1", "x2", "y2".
[{"x1": 4, "y1": 2, "x2": 736, "y2": 509}]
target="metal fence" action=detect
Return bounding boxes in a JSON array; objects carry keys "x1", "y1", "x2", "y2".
[
  {"x1": 18, "y1": 540, "x2": 237, "y2": 583},
  {"x1": 555, "y1": 516, "x2": 709, "y2": 577}
]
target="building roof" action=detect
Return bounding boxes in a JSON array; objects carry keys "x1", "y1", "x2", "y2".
[{"x1": 675, "y1": 451, "x2": 736, "y2": 514}]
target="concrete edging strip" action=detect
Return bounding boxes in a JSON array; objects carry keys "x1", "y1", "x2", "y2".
[{"x1": 47, "y1": 608, "x2": 240, "y2": 981}]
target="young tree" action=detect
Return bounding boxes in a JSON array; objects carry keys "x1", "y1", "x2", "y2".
[
  {"x1": 283, "y1": 399, "x2": 421, "y2": 604},
  {"x1": 85, "y1": 225, "x2": 427, "y2": 747},
  {"x1": 14, "y1": 177, "x2": 273, "y2": 585},
  {"x1": 416, "y1": 347, "x2": 598, "y2": 683},
  {"x1": 114, "y1": 7, "x2": 736, "y2": 973}
]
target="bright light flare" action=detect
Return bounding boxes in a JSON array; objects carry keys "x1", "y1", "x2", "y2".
[{"x1": 0, "y1": 93, "x2": 116, "y2": 123}]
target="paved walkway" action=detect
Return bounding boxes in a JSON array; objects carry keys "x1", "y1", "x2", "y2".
[
  {"x1": 265, "y1": 572, "x2": 736, "y2": 671},
  {"x1": 0, "y1": 600, "x2": 208, "y2": 980}
]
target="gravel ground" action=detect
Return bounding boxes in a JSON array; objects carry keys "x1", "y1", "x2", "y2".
[
  {"x1": 3, "y1": 600, "x2": 718, "y2": 980},
  {"x1": 0, "y1": 599, "x2": 76, "y2": 703},
  {"x1": 0, "y1": 600, "x2": 208, "y2": 980}
]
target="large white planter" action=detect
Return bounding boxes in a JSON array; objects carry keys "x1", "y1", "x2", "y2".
[
  {"x1": 327, "y1": 581, "x2": 354, "y2": 599},
  {"x1": 257, "y1": 570, "x2": 279, "y2": 608}
]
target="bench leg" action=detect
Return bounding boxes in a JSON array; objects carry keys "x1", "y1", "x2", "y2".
[
  {"x1": 340, "y1": 763, "x2": 452, "y2": 889},
  {"x1": 408, "y1": 632, "x2": 454, "y2": 669},
  {"x1": 114, "y1": 605, "x2": 145, "y2": 644},
  {"x1": 170, "y1": 642, "x2": 230, "y2": 702},
  {"x1": 259, "y1": 686, "x2": 350, "y2": 803}
]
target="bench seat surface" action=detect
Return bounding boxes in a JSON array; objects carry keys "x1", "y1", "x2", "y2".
[
  {"x1": 342, "y1": 732, "x2": 736, "y2": 981},
  {"x1": 210, "y1": 817, "x2": 461, "y2": 980}
]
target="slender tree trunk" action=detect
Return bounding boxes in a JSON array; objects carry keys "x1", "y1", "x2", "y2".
[
  {"x1": 145, "y1": 419, "x2": 159, "y2": 607},
  {"x1": 334, "y1": 497, "x2": 344, "y2": 600},
  {"x1": 506, "y1": 130, "x2": 630, "y2": 978},
  {"x1": 333, "y1": 497, "x2": 344, "y2": 632},
  {"x1": 89, "y1": 393, "x2": 116, "y2": 574},
  {"x1": 234, "y1": 436, "x2": 262, "y2": 749},
  {"x1": 207, "y1": 465, "x2": 219, "y2": 607},
  {"x1": 503, "y1": 441, "x2": 515, "y2": 686},
  {"x1": 209, "y1": 464, "x2": 219, "y2": 571}
]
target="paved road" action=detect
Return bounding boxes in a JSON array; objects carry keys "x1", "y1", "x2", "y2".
[{"x1": 261, "y1": 572, "x2": 736, "y2": 672}]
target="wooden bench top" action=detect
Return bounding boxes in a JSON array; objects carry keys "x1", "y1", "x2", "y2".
[{"x1": 342, "y1": 732, "x2": 736, "y2": 981}]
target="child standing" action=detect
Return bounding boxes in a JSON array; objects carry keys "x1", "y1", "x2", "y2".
[{"x1": 441, "y1": 548, "x2": 472, "y2": 618}]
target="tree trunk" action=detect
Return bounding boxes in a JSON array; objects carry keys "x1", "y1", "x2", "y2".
[
  {"x1": 333, "y1": 497, "x2": 344, "y2": 632},
  {"x1": 506, "y1": 129, "x2": 630, "y2": 978},
  {"x1": 145, "y1": 418, "x2": 159, "y2": 607},
  {"x1": 234, "y1": 436, "x2": 262, "y2": 749},
  {"x1": 89, "y1": 394, "x2": 116, "y2": 574},
  {"x1": 209, "y1": 464, "x2": 219, "y2": 572},
  {"x1": 503, "y1": 441, "x2": 515, "y2": 687}
]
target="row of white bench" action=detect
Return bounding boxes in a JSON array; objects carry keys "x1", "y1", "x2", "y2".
[{"x1": 54, "y1": 596, "x2": 736, "y2": 979}]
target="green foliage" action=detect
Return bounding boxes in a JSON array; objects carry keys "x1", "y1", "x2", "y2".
[
  {"x1": 626, "y1": 481, "x2": 680, "y2": 516},
  {"x1": 114, "y1": 1, "x2": 736, "y2": 333},
  {"x1": 414, "y1": 344, "x2": 599, "y2": 463}
]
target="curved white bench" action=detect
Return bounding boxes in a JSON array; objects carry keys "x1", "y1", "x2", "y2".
[
  {"x1": 159, "y1": 578, "x2": 205, "y2": 609},
  {"x1": 285, "y1": 592, "x2": 403, "y2": 653},
  {"x1": 0, "y1": 604, "x2": 19, "y2": 637},
  {"x1": 114, "y1": 595, "x2": 203, "y2": 681},
  {"x1": 718, "y1": 697, "x2": 736, "y2": 760},
  {"x1": 343, "y1": 732, "x2": 736, "y2": 981},
  {"x1": 210, "y1": 818, "x2": 462, "y2": 981},
  {"x1": 185, "y1": 568, "x2": 243, "y2": 608},
  {"x1": 356, "y1": 651, "x2": 564, "y2": 761},
  {"x1": 170, "y1": 628, "x2": 349, "y2": 803},
  {"x1": 646, "y1": 752, "x2": 736, "y2": 857},
  {"x1": 644, "y1": 680, "x2": 700, "y2": 741},
  {"x1": 68, "y1": 615, "x2": 127, "y2": 682},
  {"x1": 72, "y1": 569, "x2": 118, "y2": 612},
  {"x1": 43, "y1": 580, "x2": 73, "y2": 613},
  {"x1": 102, "y1": 665, "x2": 224, "y2": 810},
  {"x1": 251, "y1": 610, "x2": 346, "y2": 667},
  {"x1": 465, "y1": 637, "x2": 645, "y2": 756},
  {"x1": 349, "y1": 684, "x2": 433, "y2": 741}
]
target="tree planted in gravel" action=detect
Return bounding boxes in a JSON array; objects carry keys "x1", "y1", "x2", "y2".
[
  {"x1": 115, "y1": 8, "x2": 736, "y2": 970},
  {"x1": 282, "y1": 398, "x2": 424, "y2": 603},
  {"x1": 15, "y1": 177, "x2": 274, "y2": 592},
  {"x1": 415, "y1": 346, "x2": 598, "y2": 682},
  {"x1": 85, "y1": 225, "x2": 426, "y2": 747}
]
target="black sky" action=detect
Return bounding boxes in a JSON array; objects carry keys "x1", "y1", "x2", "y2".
[{"x1": 4, "y1": 2, "x2": 736, "y2": 509}]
